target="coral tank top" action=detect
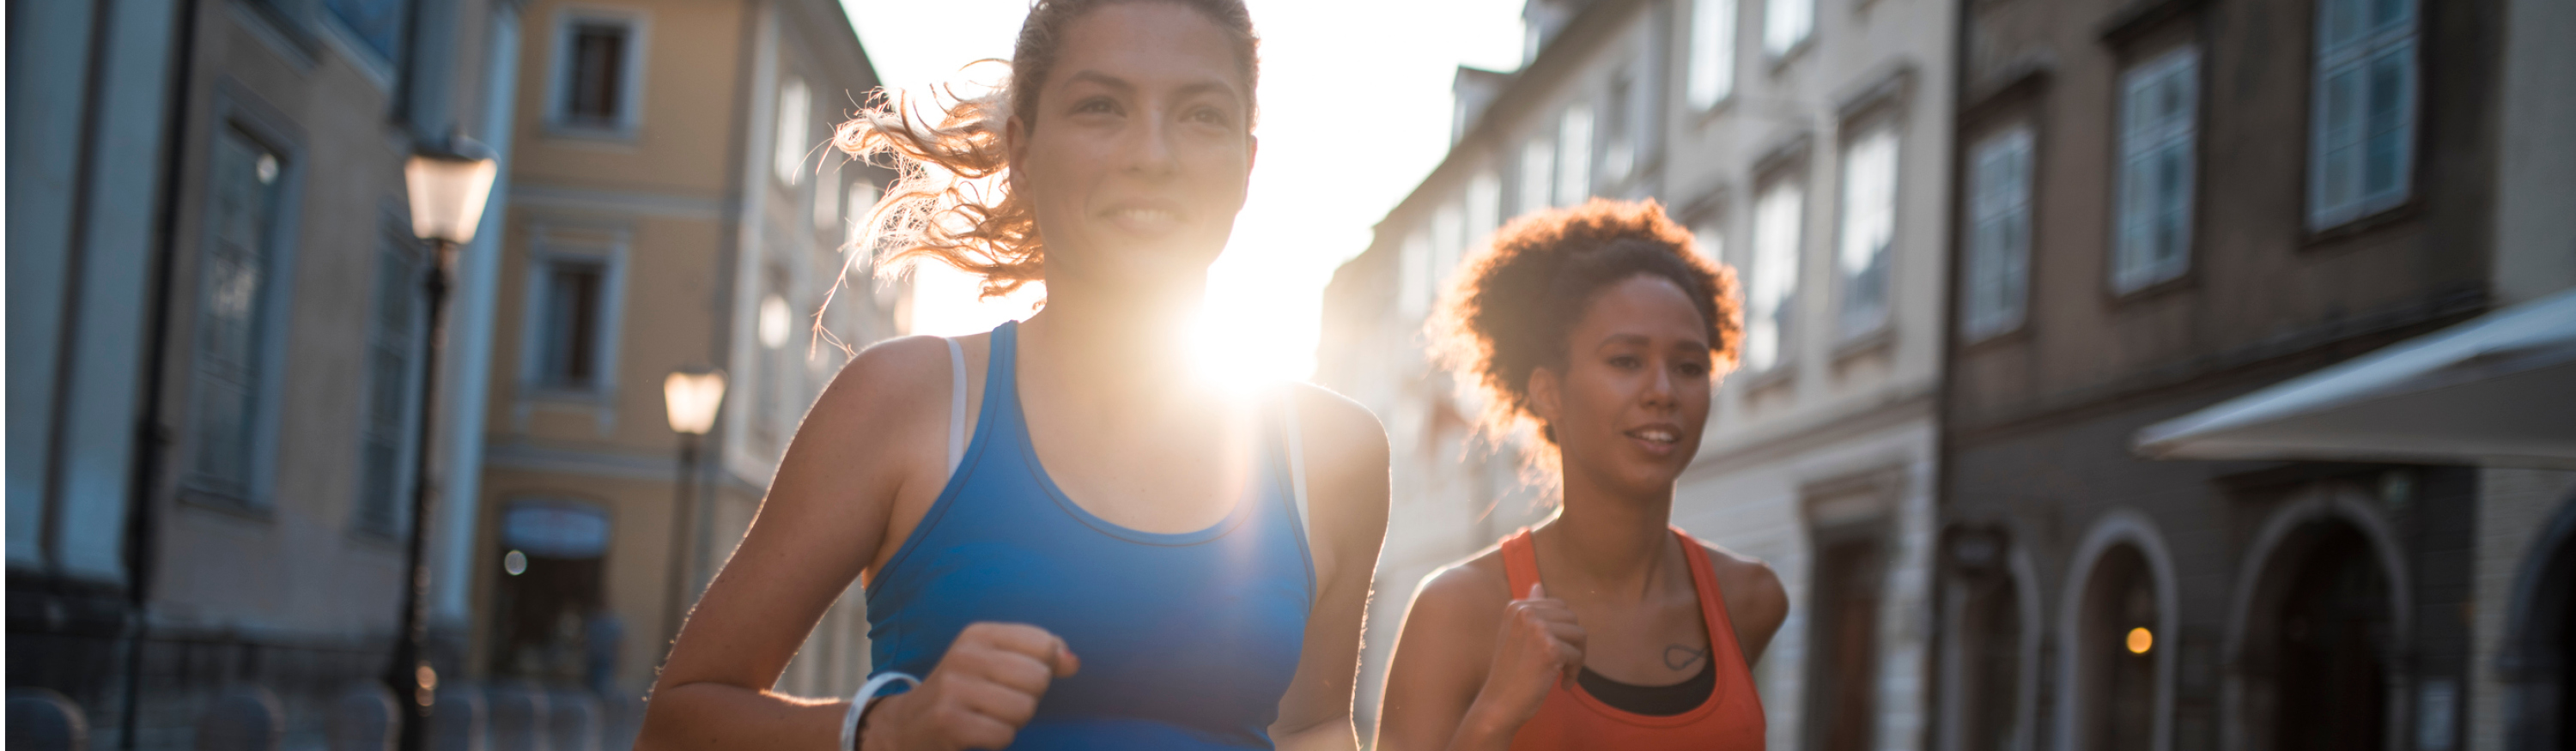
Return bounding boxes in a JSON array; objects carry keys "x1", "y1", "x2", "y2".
[{"x1": 1498, "y1": 526, "x2": 1766, "y2": 751}]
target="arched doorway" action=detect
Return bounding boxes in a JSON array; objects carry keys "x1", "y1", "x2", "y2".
[
  {"x1": 2504, "y1": 493, "x2": 2576, "y2": 751},
  {"x1": 2266, "y1": 523, "x2": 2392, "y2": 751},
  {"x1": 2077, "y1": 544, "x2": 2160, "y2": 751}
]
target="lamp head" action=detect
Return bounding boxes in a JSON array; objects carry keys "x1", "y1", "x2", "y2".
[
  {"x1": 664, "y1": 368, "x2": 727, "y2": 435},
  {"x1": 405, "y1": 135, "x2": 500, "y2": 246}
]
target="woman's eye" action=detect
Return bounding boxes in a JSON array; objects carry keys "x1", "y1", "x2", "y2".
[
  {"x1": 1074, "y1": 99, "x2": 1117, "y2": 115},
  {"x1": 1679, "y1": 361, "x2": 1710, "y2": 378},
  {"x1": 1609, "y1": 355, "x2": 1643, "y2": 370},
  {"x1": 1188, "y1": 107, "x2": 1230, "y2": 125}
]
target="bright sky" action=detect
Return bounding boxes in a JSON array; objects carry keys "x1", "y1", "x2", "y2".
[{"x1": 840, "y1": 0, "x2": 1528, "y2": 382}]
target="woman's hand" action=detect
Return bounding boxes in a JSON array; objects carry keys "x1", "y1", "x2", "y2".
[
  {"x1": 1462, "y1": 584, "x2": 1585, "y2": 736},
  {"x1": 861, "y1": 622, "x2": 1081, "y2": 751}
]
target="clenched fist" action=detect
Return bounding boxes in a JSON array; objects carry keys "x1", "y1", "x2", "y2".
[
  {"x1": 1470, "y1": 583, "x2": 1587, "y2": 730},
  {"x1": 860, "y1": 622, "x2": 1080, "y2": 751}
]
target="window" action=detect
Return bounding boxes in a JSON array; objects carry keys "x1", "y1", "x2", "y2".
[
  {"x1": 1557, "y1": 106, "x2": 1595, "y2": 205},
  {"x1": 755, "y1": 287, "x2": 794, "y2": 446},
  {"x1": 1519, "y1": 137, "x2": 1556, "y2": 216},
  {"x1": 186, "y1": 128, "x2": 289, "y2": 503},
  {"x1": 355, "y1": 241, "x2": 423, "y2": 536},
  {"x1": 1603, "y1": 74, "x2": 1636, "y2": 183},
  {"x1": 536, "y1": 257, "x2": 610, "y2": 391},
  {"x1": 1747, "y1": 179, "x2": 1804, "y2": 372},
  {"x1": 1467, "y1": 170, "x2": 1503, "y2": 239},
  {"x1": 1687, "y1": 0, "x2": 1738, "y2": 108},
  {"x1": 2113, "y1": 47, "x2": 2197, "y2": 293},
  {"x1": 775, "y1": 77, "x2": 812, "y2": 186},
  {"x1": 1837, "y1": 125, "x2": 1899, "y2": 340},
  {"x1": 1765, "y1": 0, "x2": 1814, "y2": 58},
  {"x1": 490, "y1": 499, "x2": 611, "y2": 681},
  {"x1": 847, "y1": 180, "x2": 881, "y2": 249},
  {"x1": 1400, "y1": 229, "x2": 1434, "y2": 318},
  {"x1": 2307, "y1": 0, "x2": 2416, "y2": 227},
  {"x1": 1963, "y1": 127, "x2": 2035, "y2": 341},
  {"x1": 556, "y1": 16, "x2": 639, "y2": 130},
  {"x1": 325, "y1": 0, "x2": 412, "y2": 61},
  {"x1": 1434, "y1": 202, "x2": 1467, "y2": 280},
  {"x1": 1694, "y1": 221, "x2": 1725, "y2": 263}
]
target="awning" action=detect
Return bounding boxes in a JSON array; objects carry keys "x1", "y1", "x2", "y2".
[{"x1": 2133, "y1": 288, "x2": 2576, "y2": 469}]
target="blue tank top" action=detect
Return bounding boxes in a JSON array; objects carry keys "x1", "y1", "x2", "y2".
[{"x1": 865, "y1": 321, "x2": 1316, "y2": 750}]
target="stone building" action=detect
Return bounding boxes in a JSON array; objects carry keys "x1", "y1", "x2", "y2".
[
  {"x1": 9, "y1": 0, "x2": 525, "y2": 747},
  {"x1": 462, "y1": 0, "x2": 900, "y2": 716},
  {"x1": 1320, "y1": 0, "x2": 1959, "y2": 745},
  {"x1": 1924, "y1": 0, "x2": 2572, "y2": 751}
]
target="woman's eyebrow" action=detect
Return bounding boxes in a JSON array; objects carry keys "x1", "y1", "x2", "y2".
[
  {"x1": 1593, "y1": 333, "x2": 1652, "y2": 352},
  {"x1": 1060, "y1": 70, "x2": 1241, "y2": 105}
]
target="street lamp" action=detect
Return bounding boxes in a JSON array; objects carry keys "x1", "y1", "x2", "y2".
[
  {"x1": 660, "y1": 369, "x2": 726, "y2": 649},
  {"x1": 390, "y1": 135, "x2": 497, "y2": 751}
]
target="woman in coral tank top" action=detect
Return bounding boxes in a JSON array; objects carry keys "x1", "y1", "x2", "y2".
[{"x1": 1376, "y1": 200, "x2": 1789, "y2": 751}]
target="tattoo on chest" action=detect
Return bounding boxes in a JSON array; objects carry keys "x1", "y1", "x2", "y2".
[{"x1": 1663, "y1": 644, "x2": 1707, "y2": 672}]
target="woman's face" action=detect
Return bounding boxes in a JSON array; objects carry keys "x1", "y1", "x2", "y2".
[
  {"x1": 1006, "y1": 3, "x2": 1256, "y2": 294},
  {"x1": 1531, "y1": 274, "x2": 1716, "y2": 498}
]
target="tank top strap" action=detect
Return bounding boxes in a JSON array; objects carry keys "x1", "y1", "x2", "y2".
[
  {"x1": 1673, "y1": 527, "x2": 1749, "y2": 665},
  {"x1": 1500, "y1": 527, "x2": 1542, "y2": 599}
]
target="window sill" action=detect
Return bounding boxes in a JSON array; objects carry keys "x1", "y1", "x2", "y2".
[
  {"x1": 1958, "y1": 319, "x2": 2032, "y2": 354},
  {"x1": 543, "y1": 122, "x2": 641, "y2": 145},
  {"x1": 1832, "y1": 326, "x2": 1895, "y2": 364},
  {"x1": 2105, "y1": 267, "x2": 2196, "y2": 306},
  {"x1": 1735, "y1": 361, "x2": 1797, "y2": 396},
  {"x1": 178, "y1": 488, "x2": 275, "y2": 523},
  {"x1": 2302, "y1": 197, "x2": 2420, "y2": 251},
  {"x1": 1766, "y1": 39, "x2": 1816, "y2": 76},
  {"x1": 1690, "y1": 94, "x2": 1741, "y2": 130}
]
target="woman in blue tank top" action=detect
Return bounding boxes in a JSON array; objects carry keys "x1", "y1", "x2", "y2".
[{"x1": 637, "y1": 2, "x2": 1392, "y2": 750}]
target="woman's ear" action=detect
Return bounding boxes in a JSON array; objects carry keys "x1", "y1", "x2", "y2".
[
  {"x1": 1005, "y1": 114, "x2": 1031, "y2": 191},
  {"x1": 1528, "y1": 366, "x2": 1563, "y2": 431}
]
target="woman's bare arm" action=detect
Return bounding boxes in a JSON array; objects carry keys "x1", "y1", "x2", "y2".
[
  {"x1": 636, "y1": 336, "x2": 952, "y2": 751},
  {"x1": 1375, "y1": 560, "x2": 1514, "y2": 751},
  {"x1": 1268, "y1": 387, "x2": 1392, "y2": 751}
]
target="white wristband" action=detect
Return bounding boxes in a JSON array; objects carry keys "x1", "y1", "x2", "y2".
[{"x1": 841, "y1": 671, "x2": 921, "y2": 751}]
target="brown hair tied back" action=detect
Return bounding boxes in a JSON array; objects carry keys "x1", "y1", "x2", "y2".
[
  {"x1": 832, "y1": 0, "x2": 1260, "y2": 300},
  {"x1": 1430, "y1": 198, "x2": 1743, "y2": 483}
]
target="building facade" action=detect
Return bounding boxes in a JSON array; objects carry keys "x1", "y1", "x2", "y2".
[
  {"x1": 1321, "y1": 0, "x2": 1959, "y2": 747},
  {"x1": 9, "y1": 0, "x2": 525, "y2": 747},
  {"x1": 1923, "y1": 0, "x2": 2564, "y2": 750},
  {"x1": 463, "y1": 0, "x2": 900, "y2": 720}
]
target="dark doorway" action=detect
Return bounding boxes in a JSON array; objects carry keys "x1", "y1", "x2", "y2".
[
  {"x1": 1959, "y1": 569, "x2": 2023, "y2": 751},
  {"x1": 1806, "y1": 530, "x2": 1886, "y2": 751},
  {"x1": 2078, "y1": 545, "x2": 2158, "y2": 751},
  {"x1": 2269, "y1": 524, "x2": 2391, "y2": 751},
  {"x1": 489, "y1": 500, "x2": 613, "y2": 684}
]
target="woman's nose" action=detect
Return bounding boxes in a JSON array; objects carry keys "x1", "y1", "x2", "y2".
[{"x1": 1124, "y1": 111, "x2": 1179, "y2": 177}]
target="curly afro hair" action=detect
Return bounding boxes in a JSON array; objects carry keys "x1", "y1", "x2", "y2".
[{"x1": 1429, "y1": 198, "x2": 1741, "y2": 477}]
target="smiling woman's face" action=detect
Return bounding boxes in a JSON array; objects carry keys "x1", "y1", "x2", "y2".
[
  {"x1": 1006, "y1": 2, "x2": 1256, "y2": 293},
  {"x1": 1531, "y1": 274, "x2": 1716, "y2": 496}
]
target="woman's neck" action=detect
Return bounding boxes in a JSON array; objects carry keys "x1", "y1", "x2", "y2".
[
  {"x1": 1013, "y1": 275, "x2": 1206, "y2": 408},
  {"x1": 1539, "y1": 467, "x2": 1679, "y2": 599}
]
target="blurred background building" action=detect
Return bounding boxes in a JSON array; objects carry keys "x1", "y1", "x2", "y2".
[
  {"x1": 1330, "y1": 4, "x2": 2572, "y2": 751},
  {"x1": 7, "y1": 0, "x2": 897, "y2": 748}
]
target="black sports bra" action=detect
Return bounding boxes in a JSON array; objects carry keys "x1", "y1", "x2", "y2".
[{"x1": 1577, "y1": 658, "x2": 1718, "y2": 717}]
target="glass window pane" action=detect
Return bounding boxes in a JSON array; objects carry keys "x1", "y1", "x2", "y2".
[
  {"x1": 1749, "y1": 181, "x2": 1803, "y2": 371},
  {"x1": 1520, "y1": 137, "x2": 1554, "y2": 215},
  {"x1": 1557, "y1": 106, "x2": 1594, "y2": 205},
  {"x1": 1838, "y1": 128, "x2": 1898, "y2": 337},
  {"x1": 1687, "y1": 0, "x2": 1738, "y2": 107},
  {"x1": 324, "y1": 0, "x2": 411, "y2": 60}
]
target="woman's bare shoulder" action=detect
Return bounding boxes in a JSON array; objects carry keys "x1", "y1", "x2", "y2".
[
  {"x1": 1692, "y1": 538, "x2": 1788, "y2": 627},
  {"x1": 1411, "y1": 542, "x2": 1516, "y2": 616},
  {"x1": 1284, "y1": 382, "x2": 1389, "y2": 475}
]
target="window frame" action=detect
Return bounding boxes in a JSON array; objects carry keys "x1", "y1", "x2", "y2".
[
  {"x1": 179, "y1": 96, "x2": 307, "y2": 512},
  {"x1": 518, "y1": 227, "x2": 630, "y2": 411},
  {"x1": 544, "y1": 7, "x2": 650, "y2": 140},
  {"x1": 1833, "y1": 118, "x2": 1902, "y2": 344},
  {"x1": 1686, "y1": 0, "x2": 1741, "y2": 111},
  {"x1": 2303, "y1": 0, "x2": 2420, "y2": 231},
  {"x1": 2109, "y1": 45, "x2": 2201, "y2": 296},
  {"x1": 1745, "y1": 173, "x2": 1807, "y2": 377},
  {"x1": 1762, "y1": 0, "x2": 1815, "y2": 62},
  {"x1": 1961, "y1": 124, "x2": 2037, "y2": 343},
  {"x1": 352, "y1": 227, "x2": 428, "y2": 539}
]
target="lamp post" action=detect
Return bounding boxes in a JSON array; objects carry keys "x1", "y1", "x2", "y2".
[
  {"x1": 660, "y1": 369, "x2": 726, "y2": 650},
  {"x1": 391, "y1": 136, "x2": 497, "y2": 751}
]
